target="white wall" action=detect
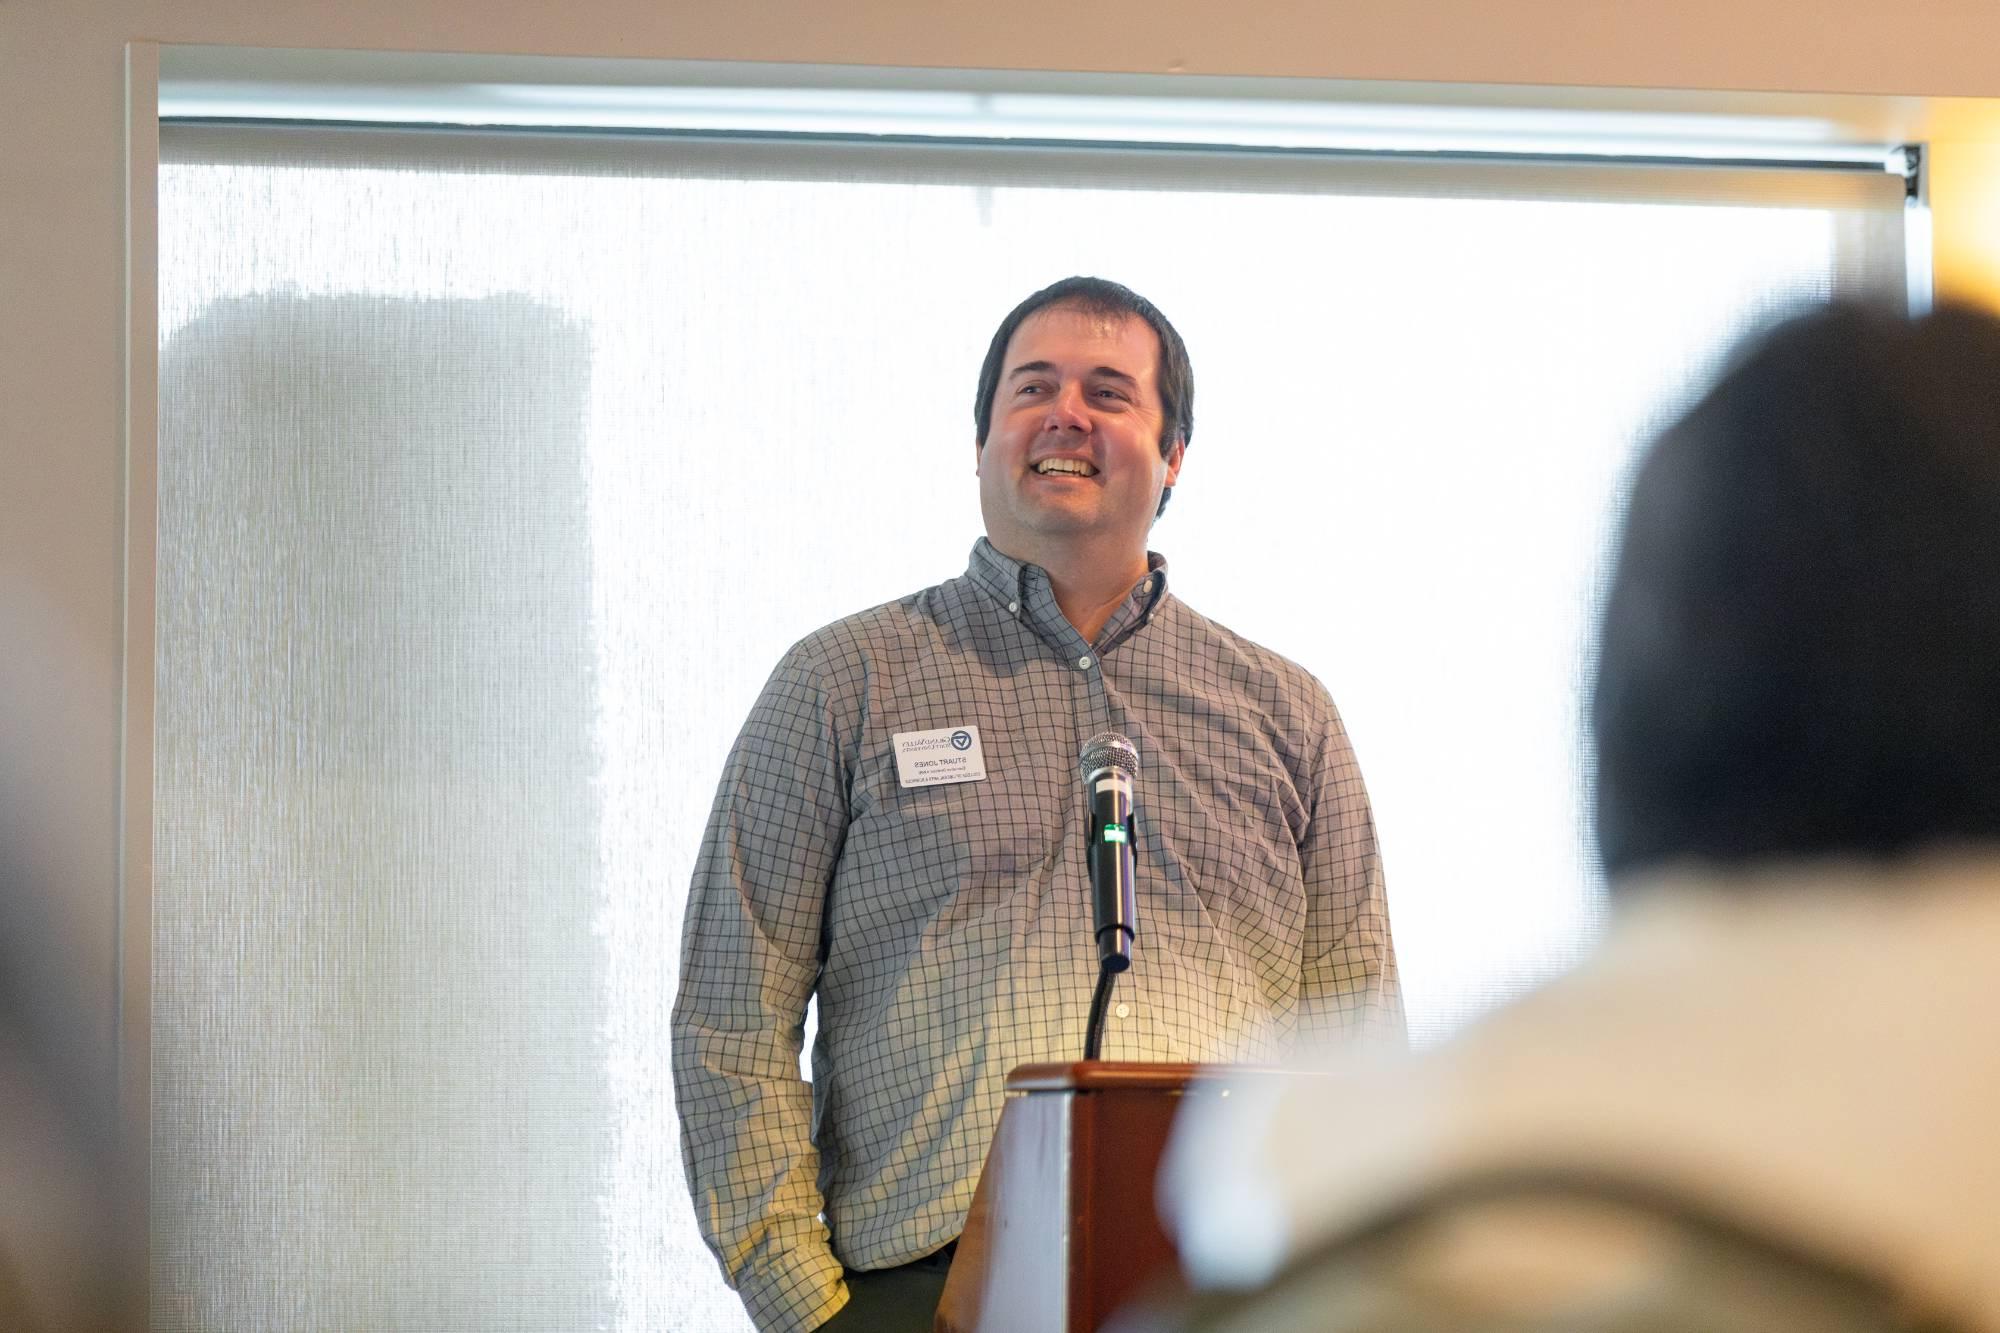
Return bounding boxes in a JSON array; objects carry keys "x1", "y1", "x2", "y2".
[{"x1": 7, "y1": 0, "x2": 2000, "y2": 1086}]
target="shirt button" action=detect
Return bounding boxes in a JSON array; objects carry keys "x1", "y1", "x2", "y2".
[
  {"x1": 1007, "y1": 601, "x2": 1018, "y2": 614},
  {"x1": 1077, "y1": 655, "x2": 1092, "y2": 670},
  {"x1": 1140, "y1": 578, "x2": 1153, "y2": 593},
  {"x1": 1114, "y1": 1002, "x2": 1131, "y2": 1019}
]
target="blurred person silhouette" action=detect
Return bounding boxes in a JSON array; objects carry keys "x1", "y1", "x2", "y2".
[
  {"x1": 0, "y1": 584, "x2": 142, "y2": 1332},
  {"x1": 1147, "y1": 301, "x2": 2000, "y2": 1333}
]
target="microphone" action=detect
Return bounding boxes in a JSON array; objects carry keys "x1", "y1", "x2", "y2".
[{"x1": 1080, "y1": 732, "x2": 1139, "y2": 973}]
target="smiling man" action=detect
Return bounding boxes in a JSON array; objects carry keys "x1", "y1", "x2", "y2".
[{"x1": 672, "y1": 276, "x2": 1402, "y2": 1333}]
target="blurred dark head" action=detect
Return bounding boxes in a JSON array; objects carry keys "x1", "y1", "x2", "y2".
[{"x1": 1592, "y1": 301, "x2": 2000, "y2": 882}]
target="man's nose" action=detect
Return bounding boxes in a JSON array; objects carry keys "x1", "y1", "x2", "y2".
[{"x1": 1044, "y1": 382, "x2": 1090, "y2": 431}]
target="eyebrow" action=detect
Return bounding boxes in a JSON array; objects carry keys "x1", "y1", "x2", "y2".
[{"x1": 1006, "y1": 360, "x2": 1140, "y2": 386}]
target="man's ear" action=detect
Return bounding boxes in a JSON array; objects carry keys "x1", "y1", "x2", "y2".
[
  {"x1": 973, "y1": 435, "x2": 985, "y2": 473},
  {"x1": 1154, "y1": 437, "x2": 1188, "y2": 520}
]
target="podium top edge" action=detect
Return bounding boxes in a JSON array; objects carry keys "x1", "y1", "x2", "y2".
[{"x1": 1005, "y1": 1060, "x2": 1299, "y2": 1092}]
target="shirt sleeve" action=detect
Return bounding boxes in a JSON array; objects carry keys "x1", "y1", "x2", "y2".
[
  {"x1": 1296, "y1": 693, "x2": 1406, "y2": 1047},
  {"x1": 671, "y1": 644, "x2": 853, "y2": 1333}
]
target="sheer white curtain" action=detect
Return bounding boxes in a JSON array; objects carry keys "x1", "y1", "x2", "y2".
[{"x1": 154, "y1": 123, "x2": 1907, "y2": 1330}]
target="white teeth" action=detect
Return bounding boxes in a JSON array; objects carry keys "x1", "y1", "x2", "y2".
[{"x1": 1035, "y1": 459, "x2": 1096, "y2": 476}]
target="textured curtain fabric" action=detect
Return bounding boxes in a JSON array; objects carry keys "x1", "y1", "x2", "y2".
[
  {"x1": 153, "y1": 122, "x2": 1907, "y2": 1331},
  {"x1": 155, "y1": 292, "x2": 611, "y2": 1328}
]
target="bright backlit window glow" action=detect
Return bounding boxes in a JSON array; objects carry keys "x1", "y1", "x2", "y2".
[{"x1": 153, "y1": 123, "x2": 1907, "y2": 1332}]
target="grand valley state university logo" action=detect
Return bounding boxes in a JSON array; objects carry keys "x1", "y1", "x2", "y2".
[{"x1": 950, "y1": 730, "x2": 973, "y2": 751}]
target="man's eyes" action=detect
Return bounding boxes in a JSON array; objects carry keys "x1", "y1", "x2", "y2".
[{"x1": 1013, "y1": 382, "x2": 1129, "y2": 403}]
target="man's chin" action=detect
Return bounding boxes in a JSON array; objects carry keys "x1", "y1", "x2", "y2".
[
  {"x1": 984, "y1": 494, "x2": 1154, "y2": 558},
  {"x1": 1019, "y1": 489, "x2": 1108, "y2": 523}
]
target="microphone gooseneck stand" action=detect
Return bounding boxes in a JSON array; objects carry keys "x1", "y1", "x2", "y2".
[{"x1": 1082, "y1": 958, "x2": 1121, "y2": 1060}]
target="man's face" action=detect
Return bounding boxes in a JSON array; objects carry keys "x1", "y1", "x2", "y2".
[{"x1": 975, "y1": 304, "x2": 1183, "y2": 563}]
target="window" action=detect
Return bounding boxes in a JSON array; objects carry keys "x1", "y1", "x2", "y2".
[{"x1": 153, "y1": 110, "x2": 1911, "y2": 1330}]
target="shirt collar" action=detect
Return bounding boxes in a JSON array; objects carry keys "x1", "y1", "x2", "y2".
[{"x1": 965, "y1": 538, "x2": 1170, "y2": 653}]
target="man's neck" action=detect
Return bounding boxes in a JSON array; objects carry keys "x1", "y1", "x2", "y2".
[{"x1": 1003, "y1": 536, "x2": 1152, "y2": 645}]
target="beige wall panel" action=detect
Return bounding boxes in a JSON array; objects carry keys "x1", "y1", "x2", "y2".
[{"x1": 21, "y1": 0, "x2": 2000, "y2": 94}]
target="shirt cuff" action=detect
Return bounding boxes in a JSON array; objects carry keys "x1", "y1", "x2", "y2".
[{"x1": 739, "y1": 1243, "x2": 848, "y2": 1333}]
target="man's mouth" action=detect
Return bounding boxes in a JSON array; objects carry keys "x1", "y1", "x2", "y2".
[{"x1": 1033, "y1": 458, "x2": 1098, "y2": 477}]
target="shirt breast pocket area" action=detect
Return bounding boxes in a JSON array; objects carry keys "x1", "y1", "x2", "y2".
[
  {"x1": 1173, "y1": 768, "x2": 1308, "y2": 933},
  {"x1": 840, "y1": 749, "x2": 1055, "y2": 929}
]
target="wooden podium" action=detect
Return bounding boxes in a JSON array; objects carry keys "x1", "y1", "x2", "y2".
[{"x1": 936, "y1": 1061, "x2": 1231, "y2": 1332}]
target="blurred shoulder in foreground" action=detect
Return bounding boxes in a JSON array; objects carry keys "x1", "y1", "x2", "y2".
[{"x1": 1143, "y1": 303, "x2": 2000, "y2": 1333}]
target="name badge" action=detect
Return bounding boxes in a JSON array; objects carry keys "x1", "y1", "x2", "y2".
[{"x1": 892, "y1": 725, "x2": 988, "y2": 788}]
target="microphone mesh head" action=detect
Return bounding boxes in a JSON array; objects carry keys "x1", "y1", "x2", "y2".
[{"x1": 1080, "y1": 732, "x2": 1139, "y2": 781}]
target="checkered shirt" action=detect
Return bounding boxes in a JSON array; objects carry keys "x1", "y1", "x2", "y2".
[{"x1": 672, "y1": 538, "x2": 1402, "y2": 1332}]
